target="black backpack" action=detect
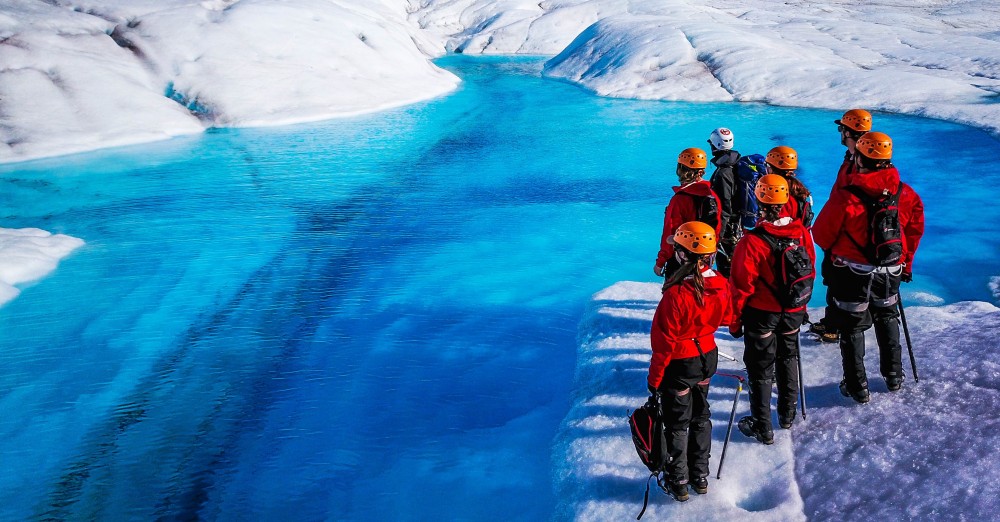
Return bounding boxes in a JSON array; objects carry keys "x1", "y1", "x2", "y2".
[
  {"x1": 750, "y1": 228, "x2": 815, "y2": 309},
  {"x1": 629, "y1": 395, "x2": 666, "y2": 519},
  {"x1": 688, "y1": 192, "x2": 720, "y2": 231},
  {"x1": 845, "y1": 184, "x2": 904, "y2": 267},
  {"x1": 795, "y1": 194, "x2": 814, "y2": 228},
  {"x1": 734, "y1": 154, "x2": 768, "y2": 229}
]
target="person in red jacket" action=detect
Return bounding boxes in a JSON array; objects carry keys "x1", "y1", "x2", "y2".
[
  {"x1": 812, "y1": 131, "x2": 925, "y2": 403},
  {"x1": 729, "y1": 175, "x2": 816, "y2": 443},
  {"x1": 811, "y1": 109, "x2": 874, "y2": 343},
  {"x1": 648, "y1": 221, "x2": 732, "y2": 501},
  {"x1": 654, "y1": 148, "x2": 724, "y2": 281},
  {"x1": 764, "y1": 146, "x2": 814, "y2": 227}
]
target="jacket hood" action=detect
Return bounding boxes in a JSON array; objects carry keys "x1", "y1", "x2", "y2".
[
  {"x1": 702, "y1": 270, "x2": 730, "y2": 293},
  {"x1": 848, "y1": 166, "x2": 901, "y2": 197},
  {"x1": 672, "y1": 180, "x2": 714, "y2": 195},
  {"x1": 711, "y1": 150, "x2": 740, "y2": 168},
  {"x1": 757, "y1": 218, "x2": 808, "y2": 239}
]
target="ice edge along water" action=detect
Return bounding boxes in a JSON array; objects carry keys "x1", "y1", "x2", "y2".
[
  {"x1": 0, "y1": 228, "x2": 84, "y2": 307},
  {"x1": 555, "y1": 281, "x2": 1000, "y2": 520}
]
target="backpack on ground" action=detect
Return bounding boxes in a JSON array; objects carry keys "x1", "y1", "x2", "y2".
[
  {"x1": 629, "y1": 394, "x2": 666, "y2": 519},
  {"x1": 687, "y1": 192, "x2": 720, "y2": 231},
  {"x1": 735, "y1": 154, "x2": 769, "y2": 229},
  {"x1": 845, "y1": 184, "x2": 904, "y2": 267},
  {"x1": 750, "y1": 228, "x2": 815, "y2": 309}
]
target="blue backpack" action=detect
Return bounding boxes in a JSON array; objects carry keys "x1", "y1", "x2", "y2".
[{"x1": 735, "y1": 154, "x2": 768, "y2": 229}]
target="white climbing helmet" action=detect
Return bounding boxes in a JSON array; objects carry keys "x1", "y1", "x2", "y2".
[{"x1": 708, "y1": 127, "x2": 734, "y2": 151}]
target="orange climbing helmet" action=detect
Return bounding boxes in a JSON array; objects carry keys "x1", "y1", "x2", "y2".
[
  {"x1": 678, "y1": 148, "x2": 708, "y2": 170},
  {"x1": 835, "y1": 109, "x2": 873, "y2": 133},
  {"x1": 755, "y1": 174, "x2": 790, "y2": 205},
  {"x1": 856, "y1": 131, "x2": 893, "y2": 160},
  {"x1": 766, "y1": 146, "x2": 798, "y2": 171},
  {"x1": 672, "y1": 221, "x2": 717, "y2": 254}
]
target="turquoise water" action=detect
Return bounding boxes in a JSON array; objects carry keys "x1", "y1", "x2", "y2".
[{"x1": 1, "y1": 56, "x2": 999, "y2": 520}]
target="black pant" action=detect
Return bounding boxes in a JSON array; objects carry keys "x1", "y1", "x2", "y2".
[
  {"x1": 741, "y1": 307, "x2": 805, "y2": 431},
  {"x1": 819, "y1": 251, "x2": 839, "y2": 332},
  {"x1": 715, "y1": 236, "x2": 738, "y2": 279},
  {"x1": 826, "y1": 264, "x2": 903, "y2": 392},
  {"x1": 656, "y1": 351, "x2": 718, "y2": 483}
]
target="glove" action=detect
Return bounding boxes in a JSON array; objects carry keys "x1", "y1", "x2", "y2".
[
  {"x1": 901, "y1": 272, "x2": 912, "y2": 283},
  {"x1": 653, "y1": 263, "x2": 664, "y2": 277},
  {"x1": 730, "y1": 325, "x2": 743, "y2": 339}
]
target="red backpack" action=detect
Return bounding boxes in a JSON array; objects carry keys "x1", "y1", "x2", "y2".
[{"x1": 629, "y1": 395, "x2": 666, "y2": 519}]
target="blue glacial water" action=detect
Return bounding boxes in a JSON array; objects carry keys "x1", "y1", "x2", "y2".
[{"x1": 1, "y1": 55, "x2": 999, "y2": 520}]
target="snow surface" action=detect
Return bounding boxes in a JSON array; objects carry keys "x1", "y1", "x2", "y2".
[
  {"x1": 0, "y1": 228, "x2": 83, "y2": 306},
  {"x1": 3, "y1": 0, "x2": 1000, "y2": 164},
  {"x1": 416, "y1": 0, "x2": 1000, "y2": 137},
  {"x1": 557, "y1": 281, "x2": 1000, "y2": 519},
  {"x1": 0, "y1": 0, "x2": 459, "y2": 163}
]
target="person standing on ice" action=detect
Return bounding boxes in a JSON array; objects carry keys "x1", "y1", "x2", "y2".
[
  {"x1": 764, "y1": 146, "x2": 814, "y2": 227},
  {"x1": 707, "y1": 127, "x2": 741, "y2": 278},
  {"x1": 812, "y1": 131, "x2": 924, "y2": 403},
  {"x1": 647, "y1": 221, "x2": 731, "y2": 502},
  {"x1": 654, "y1": 148, "x2": 723, "y2": 281},
  {"x1": 810, "y1": 109, "x2": 874, "y2": 344},
  {"x1": 730, "y1": 175, "x2": 816, "y2": 443}
]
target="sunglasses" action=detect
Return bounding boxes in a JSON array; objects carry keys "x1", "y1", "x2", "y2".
[{"x1": 838, "y1": 125, "x2": 863, "y2": 138}]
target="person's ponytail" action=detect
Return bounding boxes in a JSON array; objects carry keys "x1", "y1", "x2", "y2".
[
  {"x1": 663, "y1": 251, "x2": 710, "y2": 305},
  {"x1": 786, "y1": 175, "x2": 811, "y2": 201}
]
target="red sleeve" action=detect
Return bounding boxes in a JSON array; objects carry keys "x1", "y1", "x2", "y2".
[
  {"x1": 901, "y1": 185, "x2": 925, "y2": 273},
  {"x1": 656, "y1": 196, "x2": 693, "y2": 268},
  {"x1": 830, "y1": 159, "x2": 851, "y2": 198},
  {"x1": 729, "y1": 235, "x2": 764, "y2": 326},
  {"x1": 648, "y1": 288, "x2": 686, "y2": 388},
  {"x1": 812, "y1": 190, "x2": 846, "y2": 251}
]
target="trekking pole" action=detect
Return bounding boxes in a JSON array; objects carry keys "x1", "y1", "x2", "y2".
[
  {"x1": 797, "y1": 353, "x2": 807, "y2": 420},
  {"x1": 714, "y1": 372, "x2": 745, "y2": 479},
  {"x1": 898, "y1": 298, "x2": 919, "y2": 382}
]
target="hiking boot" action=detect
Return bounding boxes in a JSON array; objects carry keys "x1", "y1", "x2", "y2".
[
  {"x1": 818, "y1": 331, "x2": 840, "y2": 343},
  {"x1": 778, "y1": 411, "x2": 795, "y2": 429},
  {"x1": 810, "y1": 320, "x2": 839, "y2": 342},
  {"x1": 663, "y1": 480, "x2": 689, "y2": 502},
  {"x1": 886, "y1": 376, "x2": 904, "y2": 392},
  {"x1": 689, "y1": 476, "x2": 708, "y2": 495},
  {"x1": 808, "y1": 320, "x2": 829, "y2": 334},
  {"x1": 738, "y1": 416, "x2": 774, "y2": 445},
  {"x1": 839, "y1": 380, "x2": 870, "y2": 403}
]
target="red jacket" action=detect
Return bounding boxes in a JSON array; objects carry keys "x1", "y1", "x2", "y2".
[
  {"x1": 812, "y1": 166, "x2": 924, "y2": 275},
  {"x1": 648, "y1": 269, "x2": 732, "y2": 388},
  {"x1": 730, "y1": 218, "x2": 816, "y2": 318},
  {"x1": 779, "y1": 194, "x2": 811, "y2": 226},
  {"x1": 830, "y1": 152, "x2": 856, "y2": 197},
  {"x1": 655, "y1": 181, "x2": 723, "y2": 269}
]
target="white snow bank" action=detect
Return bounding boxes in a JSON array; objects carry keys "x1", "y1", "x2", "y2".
[
  {"x1": 416, "y1": 0, "x2": 1000, "y2": 138},
  {"x1": 0, "y1": 228, "x2": 84, "y2": 306},
  {"x1": 557, "y1": 281, "x2": 1000, "y2": 519},
  {"x1": 555, "y1": 281, "x2": 805, "y2": 521},
  {"x1": 0, "y1": 0, "x2": 459, "y2": 163}
]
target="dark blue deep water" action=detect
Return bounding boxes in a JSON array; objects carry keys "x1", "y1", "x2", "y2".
[{"x1": 1, "y1": 56, "x2": 999, "y2": 520}]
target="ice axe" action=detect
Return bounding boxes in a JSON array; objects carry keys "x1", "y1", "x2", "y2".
[
  {"x1": 898, "y1": 298, "x2": 919, "y2": 382},
  {"x1": 714, "y1": 372, "x2": 745, "y2": 479}
]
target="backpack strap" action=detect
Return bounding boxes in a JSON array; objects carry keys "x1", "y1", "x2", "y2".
[{"x1": 637, "y1": 472, "x2": 658, "y2": 520}]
